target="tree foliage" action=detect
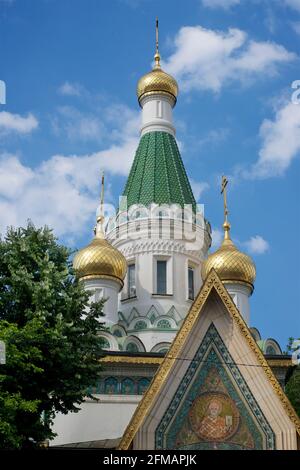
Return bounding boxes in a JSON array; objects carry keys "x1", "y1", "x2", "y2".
[
  {"x1": 284, "y1": 337, "x2": 300, "y2": 417},
  {"x1": 0, "y1": 223, "x2": 106, "y2": 448},
  {"x1": 285, "y1": 366, "x2": 300, "y2": 418}
]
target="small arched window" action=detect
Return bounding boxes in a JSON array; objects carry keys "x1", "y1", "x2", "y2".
[
  {"x1": 126, "y1": 342, "x2": 139, "y2": 352},
  {"x1": 138, "y1": 378, "x2": 151, "y2": 395},
  {"x1": 157, "y1": 319, "x2": 171, "y2": 329},
  {"x1": 104, "y1": 377, "x2": 119, "y2": 394},
  {"x1": 121, "y1": 378, "x2": 135, "y2": 395},
  {"x1": 134, "y1": 320, "x2": 147, "y2": 330}
]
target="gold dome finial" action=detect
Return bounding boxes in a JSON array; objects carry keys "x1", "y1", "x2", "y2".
[
  {"x1": 136, "y1": 19, "x2": 178, "y2": 106},
  {"x1": 221, "y1": 175, "x2": 231, "y2": 242},
  {"x1": 201, "y1": 176, "x2": 256, "y2": 290},
  {"x1": 73, "y1": 171, "x2": 127, "y2": 286},
  {"x1": 154, "y1": 17, "x2": 161, "y2": 69},
  {"x1": 94, "y1": 172, "x2": 105, "y2": 239}
]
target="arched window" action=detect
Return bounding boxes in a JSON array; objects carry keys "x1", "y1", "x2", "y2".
[
  {"x1": 157, "y1": 319, "x2": 171, "y2": 329},
  {"x1": 158, "y1": 348, "x2": 169, "y2": 354},
  {"x1": 126, "y1": 342, "x2": 139, "y2": 352},
  {"x1": 138, "y1": 378, "x2": 151, "y2": 395},
  {"x1": 134, "y1": 320, "x2": 147, "y2": 330},
  {"x1": 121, "y1": 378, "x2": 135, "y2": 395},
  {"x1": 104, "y1": 377, "x2": 119, "y2": 394},
  {"x1": 266, "y1": 345, "x2": 277, "y2": 355}
]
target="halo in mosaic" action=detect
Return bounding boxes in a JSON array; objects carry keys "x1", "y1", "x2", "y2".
[{"x1": 155, "y1": 323, "x2": 275, "y2": 450}]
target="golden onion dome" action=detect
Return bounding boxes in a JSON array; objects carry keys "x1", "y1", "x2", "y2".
[
  {"x1": 201, "y1": 221, "x2": 256, "y2": 291},
  {"x1": 73, "y1": 217, "x2": 127, "y2": 287},
  {"x1": 73, "y1": 237, "x2": 127, "y2": 286},
  {"x1": 137, "y1": 50, "x2": 178, "y2": 106}
]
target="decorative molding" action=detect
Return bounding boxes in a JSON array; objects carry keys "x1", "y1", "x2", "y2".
[
  {"x1": 118, "y1": 238, "x2": 204, "y2": 259},
  {"x1": 118, "y1": 269, "x2": 300, "y2": 450},
  {"x1": 80, "y1": 273, "x2": 124, "y2": 288},
  {"x1": 100, "y1": 355, "x2": 291, "y2": 369},
  {"x1": 101, "y1": 355, "x2": 163, "y2": 365},
  {"x1": 267, "y1": 359, "x2": 292, "y2": 368}
]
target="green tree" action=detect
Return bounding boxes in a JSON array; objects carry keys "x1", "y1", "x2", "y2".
[
  {"x1": 285, "y1": 367, "x2": 300, "y2": 418},
  {"x1": 284, "y1": 336, "x2": 300, "y2": 355},
  {"x1": 284, "y1": 337, "x2": 300, "y2": 417},
  {"x1": 0, "y1": 223, "x2": 106, "y2": 449}
]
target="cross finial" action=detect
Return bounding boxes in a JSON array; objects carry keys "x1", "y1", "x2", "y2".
[
  {"x1": 221, "y1": 175, "x2": 228, "y2": 221},
  {"x1": 156, "y1": 17, "x2": 159, "y2": 54},
  {"x1": 95, "y1": 172, "x2": 105, "y2": 238},
  {"x1": 221, "y1": 175, "x2": 231, "y2": 239},
  {"x1": 100, "y1": 171, "x2": 105, "y2": 220},
  {"x1": 154, "y1": 17, "x2": 161, "y2": 69}
]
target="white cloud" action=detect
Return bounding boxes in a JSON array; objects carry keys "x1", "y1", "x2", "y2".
[
  {"x1": 198, "y1": 128, "x2": 230, "y2": 147},
  {"x1": 0, "y1": 111, "x2": 38, "y2": 134},
  {"x1": 0, "y1": 102, "x2": 140, "y2": 239},
  {"x1": 0, "y1": 154, "x2": 33, "y2": 198},
  {"x1": 211, "y1": 228, "x2": 223, "y2": 249},
  {"x1": 51, "y1": 103, "x2": 140, "y2": 144},
  {"x1": 201, "y1": 0, "x2": 240, "y2": 9},
  {"x1": 244, "y1": 235, "x2": 269, "y2": 254},
  {"x1": 58, "y1": 82, "x2": 83, "y2": 97},
  {"x1": 0, "y1": 136, "x2": 138, "y2": 238},
  {"x1": 52, "y1": 106, "x2": 107, "y2": 142},
  {"x1": 164, "y1": 26, "x2": 296, "y2": 93},
  {"x1": 291, "y1": 21, "x2": 300, "y2": 35},
  {"x1": 200, "y1": 0, "x2": 300, "y2": 12},
  {"x1": 190, "y1": 180, "x2": 210, "y2": 201},
  {"x1": 210, "y1": 228, "x2": 269, "y2": 255},
  {"x1": 250, "y1": 100, "x2": 300, "y2": 178},
  {"x1": 285, "y1": 0, "x2": 300, "y2": 12}
]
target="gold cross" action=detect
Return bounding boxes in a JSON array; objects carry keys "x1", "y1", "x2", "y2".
[
  {"x1": 156, "y1": 17, "x2": 159, "y2": 55},
  {"x1": 154, "y1": 17, "x2": 161, "y2": 68},
  {"x1": 221, "y1": 175, "x2": 229, "y2": 222},
  {"x1": 100, "y1": 171, "x2": 105, "y2": 218},
  {"x1": 96, "y1": 171, "x2": 105, "y2": 229}
]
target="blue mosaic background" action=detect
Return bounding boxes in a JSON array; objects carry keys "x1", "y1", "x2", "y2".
[{"x1": 155, "y1": 323, "x2": 275, "y2": 450}]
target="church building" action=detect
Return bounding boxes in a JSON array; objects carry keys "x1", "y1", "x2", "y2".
[{"x1": 51, "y1": 22, "x2": 300, "y2": 450}]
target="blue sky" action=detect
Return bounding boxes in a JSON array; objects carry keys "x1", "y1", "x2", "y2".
[{"x1": 0, "y1": 0, "x2": 299, "y2": 348}]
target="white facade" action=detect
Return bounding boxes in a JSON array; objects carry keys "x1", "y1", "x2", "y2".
[
  {"x1": 52, "y1": 395, "x2": 141, "y2": 445},
  {"x1": 225, "y1": 282, "x2": 252, "y2": 325},
  {"x1": 140, "y1": 93, "x2": 175, "y2": 137},
  {"x1": 105, "y1": 204, "x2": 211, "y2": 352},
  {"x1": 83, "y1": 277, "x2": 121, "y2": 326}
]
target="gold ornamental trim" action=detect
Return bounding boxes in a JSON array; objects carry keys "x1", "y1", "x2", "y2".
[
  {"x1": 138, "y1": 90, "x2": 177, "y2": 106},
  {"x1": 267, "y1": 359, "x2": 293, "y2": 368},
  {"x1": 100, "y1": 355, "x2": 291, "y2": 368},
  {"x1": 101, "y1": 355, "x2": 163, "y2": 365},
  {"x1": 80, "y1": 274, "x2": 124, "y2": 288},
  {"x1": 222, "y1": 279, "x2": 254, "y2": 292},
  {"x1": 118, "y1": 269, "x2": 300, "y2": 450}
]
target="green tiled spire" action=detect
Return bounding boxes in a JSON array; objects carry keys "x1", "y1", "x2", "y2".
[{"x1": 122, "y1": 132, "x2": 196, "y2": 211}]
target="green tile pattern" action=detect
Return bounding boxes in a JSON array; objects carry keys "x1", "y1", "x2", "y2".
[{"x1": 122, "y1": 132, "x2": 196, "y2": 211}]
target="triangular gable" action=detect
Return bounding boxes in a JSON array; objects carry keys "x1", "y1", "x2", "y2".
[
  {"x1": 155, "y1": 323, "x2": 275, "y2": 450},
  {"x1": 119, "y1": 270, "x2": 300, "y2": 450}
]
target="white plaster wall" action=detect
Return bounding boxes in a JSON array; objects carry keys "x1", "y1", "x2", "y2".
[
  {"x1": 84, "y1": 278, "x2": 120, "y2": 326},
  {"x1": 106, "y1": 215, "x2": 211, "y2": 351},
  {"x1": 140, "y1": 93, "x2": 175, "y2": 136},
  {"x1": 133, "y1": 330, "x2": 176, "y2": 352},
  {"x1": 51, "y1": 395, "x2": 141, "y2": 446},
  {"x1": 225, "y1": 282, "x2": 252, "y2": 325},
  {"x1": 120, "y1": 250, "x2": 200, "y2": 320}
]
